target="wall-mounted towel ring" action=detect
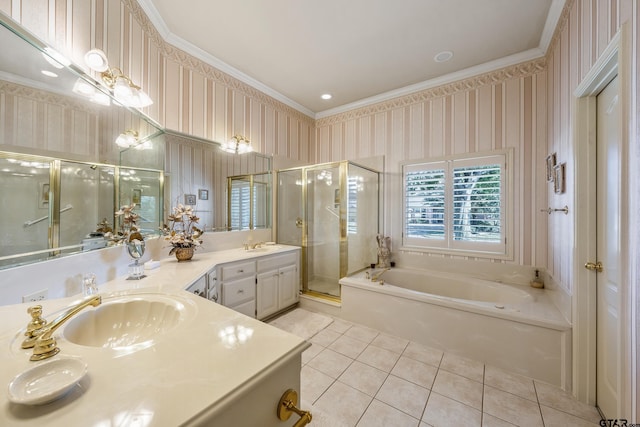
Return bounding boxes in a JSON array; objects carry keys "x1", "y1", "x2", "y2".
[{"x1": 540, "y1": 206, "x2": 569, "y2": 215}]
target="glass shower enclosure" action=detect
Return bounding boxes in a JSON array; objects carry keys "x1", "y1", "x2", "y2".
[{"x1": 277, "y1": 161, "x2": 380, "y2": 301}]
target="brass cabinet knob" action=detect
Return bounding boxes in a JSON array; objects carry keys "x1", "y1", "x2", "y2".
[{"x1": 584, "y1": 261, "x2": 603, "y2": 272}]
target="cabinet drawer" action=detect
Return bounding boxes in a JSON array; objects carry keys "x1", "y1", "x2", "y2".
[
  {"x1": 257, "y1": 252, "x2": 298, "y2": 272},
  {"x1": 223, "y1": 276, "x2": 255, "y2": 306},
  {"x1": 220, "y1": 261, "x2": 256, "y2": 280},
  {"x1": 231, "y1": 299, "x2": 256, "y2": 318}
]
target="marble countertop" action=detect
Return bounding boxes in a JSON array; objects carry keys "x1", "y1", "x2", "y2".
[{"x1": 0, "y1": 245, "x2": 307, "y2": 426}]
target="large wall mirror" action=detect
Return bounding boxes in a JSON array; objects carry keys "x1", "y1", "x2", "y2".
[
  {"x1": 164, "y1": 131, "x2": 272, "y2": 233},
  {"x1": 0, "y1": 13, "x2": 164, "y2": 270}
]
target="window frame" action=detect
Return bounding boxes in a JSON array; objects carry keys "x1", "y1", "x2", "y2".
[{"x1": 401, "y1": 149, "x2": 513, "y2": 260}]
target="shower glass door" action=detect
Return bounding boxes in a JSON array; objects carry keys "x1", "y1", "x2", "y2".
[
  {"x1": 306, "y1": 164, "x2": 343, "y2": 298},
  {"x1": 276, "y1": 169, "x2": 303, "y2": 247},
  {"x1": 346, "y1": 163, "x2": 379, "y2": 275}
]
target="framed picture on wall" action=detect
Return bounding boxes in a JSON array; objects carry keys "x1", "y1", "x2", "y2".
[
  {"x1": 39, "y1": 182, "x2": 50, "y2": 209},
  {"x1": 184, "y1": 194, "x2": 197, "y2": 205},
  {"x1": 554, "y1": 163, "x2": 566, "y2": 194},
  {"x1": 132, "y1": 189, "x2": 142, "y2": 206},
  {"x1": 546, "y1": 153, "x2": 556, "y2": 182},
  {"x1": 198, "y1": 189, "x2": 208, "y2": 200}
]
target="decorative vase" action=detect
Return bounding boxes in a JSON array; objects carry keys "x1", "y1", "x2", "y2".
[{"x1": 175, "y1": 247, "x2": 194, "y2": 262}]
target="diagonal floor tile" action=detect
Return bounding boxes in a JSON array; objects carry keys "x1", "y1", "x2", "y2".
[
  {"x1": 370, "y1": 333, "x2": 409, "y2": 354},
  {"x1": 391, "y1": 355, "x2": 438, "y2": 389},
  {"x1": 440, "y1": 352, "x2": 485, "y2": 383},
  {"x1": 344, "y1": 324, "x2": 379, "y2": 343},
  {"x1": 534, "y1": 380, "x2": 602, "y2": 423},
  {"x1": 301, "y1": 365, "x2": 335, "y2": 404},
  {"x1": 432, "y1": 369, "x2": 483, "y2": 410},
  {"x1": 357, "y1": 399, "x2": 420, "y2": 427},
  {"x1": 339, "y1": 360, "x2": 388, "y2": 396},
  {"x1": 310, "y1": 328, "x2": 342, "y2": 347},
  {"x1": 314, "y1": 381, "x2": 372, "y2": 427},
  {"x1": 483, "y1": 385, "x2": 543, "y2": 427},
  {"x1": 481, "y1": 413, "x2": 518, "y2": 427},
  {"x1": 484, "y1": 365, "x2": 536, "y2": 402},
  {"x1": 376, "y1": 375, "x2": 430, "y2": 419},
  {"x1": 307, "y1": 348, "x2": 354, "y2": 379},
  {"x1": 540, "y1": 404, "x2": 604, "y2": 427},
  {"x1": 422, "y1": 392, "x2": 482, "y2": 427},
  {"x1": 357, "y1": 344, "x2": 401, "y2": 372},
  {"x1": 329, "y1": 334, "x2": 369, "y2": 359},
  {"x1": 402, "y1": 341, "x2": 443, "y2": 367}
]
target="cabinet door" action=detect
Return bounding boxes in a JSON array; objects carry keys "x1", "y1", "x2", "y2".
[
  {"x1": 223, "y1": 276, "x2": 255, "y2": 307},
  {"x1": 278, "y1": 264, "x2": 299, "y2": 309},
  {"x1": 256, "y1": 270, "x2": 279, "y2": 320}
]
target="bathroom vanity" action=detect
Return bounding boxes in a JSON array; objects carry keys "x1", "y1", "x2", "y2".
[
  {"x1": 186, "y1": 246, "x2": 300, "y2": 320},
  {"x1": 0, "y1": 245, "x2": 308, "y2": 426}
]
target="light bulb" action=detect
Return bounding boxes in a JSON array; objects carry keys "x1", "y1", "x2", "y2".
[{"x1": 84, "y1": 49, "x2": 109, "y2": 72}]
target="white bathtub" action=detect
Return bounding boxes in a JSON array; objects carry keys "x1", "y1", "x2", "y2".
[{"x1": 339, "y1": 268, "x2": 572, "y2": 388}]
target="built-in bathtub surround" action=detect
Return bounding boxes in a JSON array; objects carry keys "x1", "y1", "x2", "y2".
[
  {"x1": 339, "y1": 268, "x2": 571, "y2": 389},
  {"x1": 393, "y1": 251, "x2": 571, "y2": 323}
]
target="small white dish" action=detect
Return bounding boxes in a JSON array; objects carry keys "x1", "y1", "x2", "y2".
[{"x1": 7, "y1": 357, "x2": 87, "y2": 405}]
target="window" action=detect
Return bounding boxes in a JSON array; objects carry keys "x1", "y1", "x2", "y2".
[{"x1": 402, "y1": 151, "x2": 511, "y2": 258}]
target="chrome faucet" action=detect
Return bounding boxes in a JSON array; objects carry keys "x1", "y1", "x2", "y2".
[
  {"x1": 24, "y1": 295, "x2": 102, "y2": 361},
  {"x1": 370, "y1": 268, "x2": 389, "y2": 283}
]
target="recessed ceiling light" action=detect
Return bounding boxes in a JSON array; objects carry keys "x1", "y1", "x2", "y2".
[
  {"x1": 41, "y1": 70, "x2": 58, "y2": 78},
  {"x1": 321, "y1": 93, "x2": 332, "y2": 100},
  {"x1": 42, "y1": 47, "x2": 71, "y2": 69},
  {"x1": 434, "y1": 51, "x2": 454, "y2": 63}
]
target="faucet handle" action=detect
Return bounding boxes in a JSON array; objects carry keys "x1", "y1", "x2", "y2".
[{"x1": 21, "y1": 305, "x2": 48, "y2": 349}]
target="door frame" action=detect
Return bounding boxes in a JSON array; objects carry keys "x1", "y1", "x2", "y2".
[{"x1": 572, "y1": 26, "x2": 633, "y2": 416}]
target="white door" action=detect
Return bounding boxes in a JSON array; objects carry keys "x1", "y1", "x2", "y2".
[{"x1": 595, "y1": 75, "x2": 622, "y2": 418}]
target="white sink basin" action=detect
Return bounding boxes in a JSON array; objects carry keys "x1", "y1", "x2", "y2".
[{"x1": 63, "y1": 294, "x2": 189, "y2": 349}]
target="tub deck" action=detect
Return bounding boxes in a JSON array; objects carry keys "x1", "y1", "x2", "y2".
[{"x1": 339, "y1": 269, "x2": 571, "y2": 388}]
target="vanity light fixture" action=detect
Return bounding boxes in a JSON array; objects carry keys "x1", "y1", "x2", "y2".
[
  {"x1": 72, "y1": 78, "x2": 111, "y2": 106},
  {"x1": 221, "y1": 134, "x2": 252, "y2": 154},
  {"x1": 115, "y1": 130, "x2": 139, "y2": 148},
  {"x1": 83, "y1": 49, "x2": 153, "y2": 108}
]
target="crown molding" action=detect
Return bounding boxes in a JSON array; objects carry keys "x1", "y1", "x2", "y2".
[
  {"x1": 314, "y1": 56, "x2": 546, "y2": 127},
  {"x1": 135, "y1": 0, "x2": 315, "y2": 119},
  {"x1": 315, "y1": 48, "x2": 545, "y2": 120},
  {"x1": 135, "y1": 0, "x2": 560, "y2": 123},
  {"x1": 539, "y1": 0, "x2": 567, "y2": 52}
]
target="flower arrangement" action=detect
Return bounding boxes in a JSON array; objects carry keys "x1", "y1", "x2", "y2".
[
  {"x1": 113, "y1": 204, "x2": 143, "y2": 243},
  {"x1": 163, "y1": 204, "x2": 203, "y2": 255}
]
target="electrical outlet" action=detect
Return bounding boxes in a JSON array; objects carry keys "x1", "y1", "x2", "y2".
[{"x1": 22, "y1": 289, "x2": 48, "y2": 303}]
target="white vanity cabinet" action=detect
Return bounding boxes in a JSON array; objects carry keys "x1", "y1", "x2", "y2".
[
  {"x1": 185, "y1": 268, "x2": 219, "y2": 303},
  {"x1": 218, "y1": 260, "x2": 257, "y2": 317},
  {"x1": 256, "y1": 252, "x2": 300, "y2": 320},
  {"x1": 215, "y1": 248, "x2": 300, "y2": 319}
]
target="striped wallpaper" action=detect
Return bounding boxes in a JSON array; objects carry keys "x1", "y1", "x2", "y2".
[
  {"x1": 0, "y1": 0, "x2": 315, "y2": 163},
  {"x1": 2, "y1": 0, "x2": 639, "y2": 299},
  {"x1": 544, "y1": 0, "x2": 637, "y2": 295},
  {"x1": 315, "y1": 58, "x2": 549, "y2": 269}
]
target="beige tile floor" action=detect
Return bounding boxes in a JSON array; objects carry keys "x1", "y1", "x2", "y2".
[{"x1": 298, "y1": 316, "x2": 602, "y2": 427}]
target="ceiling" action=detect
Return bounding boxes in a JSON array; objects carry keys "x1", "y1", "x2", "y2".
[{"x1": 139, "y1": 0, "x2": 564, "y2": 118}]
